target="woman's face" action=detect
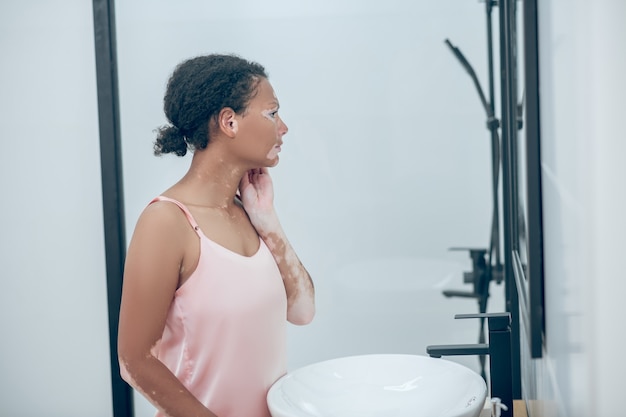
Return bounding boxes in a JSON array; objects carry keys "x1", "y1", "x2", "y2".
[{"x1": 233, "y1": 77, "x2": 289, "y2": 167}]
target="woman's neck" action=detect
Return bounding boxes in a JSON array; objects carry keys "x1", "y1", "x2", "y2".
[{"x1": 171, "y1": 149, "x2": 246, "y2": 209}]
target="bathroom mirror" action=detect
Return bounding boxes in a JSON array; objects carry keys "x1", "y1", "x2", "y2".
[
  {"x1": 503, "y1": 0, "x2": 545, "y2": 360},
  {"x1": 520, "y1": 0, "x2": 545, "y2": 360}
]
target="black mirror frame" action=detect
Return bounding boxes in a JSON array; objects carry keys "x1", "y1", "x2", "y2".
[
  {"x1": 92, "y1": 0, "x2": 134, "y2": 415},
  {"x1": 520, "y1": 0, "x2": 545, "y2": 359},
  {"x1": 504, "y1": 0, "x2": 545, "y2": 361}
]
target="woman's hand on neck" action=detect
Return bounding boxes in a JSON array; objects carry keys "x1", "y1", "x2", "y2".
[{"x1": 238, "y1": 167, "x2": 279, "y2": 236}]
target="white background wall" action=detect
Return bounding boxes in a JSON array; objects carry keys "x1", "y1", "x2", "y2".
[
  {"x1": 531, "y1": 0, "x2": 626, "y2": 416},
  {"x1": 114, "y1": 1, "x2": 505, "y2": 415},
  {"x1": 0, "y1": 1, "x2": 113, "y2": 417}
]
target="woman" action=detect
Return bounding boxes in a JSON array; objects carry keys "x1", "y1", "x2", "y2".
[{"x1": 117, "y1": 54, "x2": 315, "y2": 417}]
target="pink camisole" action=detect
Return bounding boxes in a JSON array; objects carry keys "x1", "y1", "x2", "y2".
[{"x1": 150, "y1": 196, "x2": 287, "y2": 417}]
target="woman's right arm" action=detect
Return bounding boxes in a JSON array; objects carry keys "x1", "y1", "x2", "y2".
[{"x1": 118, "y1": 202, "x2": 218, "y2": 417}]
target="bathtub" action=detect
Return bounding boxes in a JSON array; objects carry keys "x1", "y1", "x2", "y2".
[{"x1": 286, "y1": 257, "x2": 505, "y2": 376}]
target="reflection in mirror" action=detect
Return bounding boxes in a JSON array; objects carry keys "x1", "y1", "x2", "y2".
[{"x1": 114, "y1": 1, "x2": 506, "y2": 415}]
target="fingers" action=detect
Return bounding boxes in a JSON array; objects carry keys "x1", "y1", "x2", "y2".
[
  {"x1": 245, "y1": 169, "x2": 257, "y2": 185},
  {"x1": 246, "y1": 168, "x2": 270, "y2": 184},
  {"x1": 239, "y1": 171, "x2": 250, "y2": 189}
]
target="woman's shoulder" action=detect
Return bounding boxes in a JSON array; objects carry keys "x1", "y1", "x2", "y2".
[{"x1": 133, "y1": 197, "x2": 192, "y2": 239}]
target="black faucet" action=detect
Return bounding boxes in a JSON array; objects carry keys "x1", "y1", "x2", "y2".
[{"x1": 426, "y1": 312, "x2": 513, "y2": 417}]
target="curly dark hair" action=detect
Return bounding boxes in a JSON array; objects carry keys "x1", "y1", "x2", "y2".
[{"x1": 153, "y1": 54, "x2": 268, "y2": 156}]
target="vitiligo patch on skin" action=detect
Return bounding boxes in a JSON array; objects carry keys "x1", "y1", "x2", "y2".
[
  {"x1": 261, "y1": 109, "x2": 276, "y2": 122},
  {"x1": 261, "y1": 109, "x2": 282, "y2": 160},
  {"x1": 119, "y1": 338, "x2": 187, "y2": 417},
  {"x1": 266, "y1": 146, "x2": 281, "y2": 160},
  {"x1": 263, "y1": 230, "x2": 313, "y2": 318}
]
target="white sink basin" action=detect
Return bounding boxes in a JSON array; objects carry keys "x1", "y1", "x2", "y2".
[{"x1": 267, "y1": 354, "x2": 487, "y2": 417}]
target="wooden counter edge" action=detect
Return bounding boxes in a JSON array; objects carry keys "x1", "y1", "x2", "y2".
[{"x1": 514, "y1": 399, "x2": 528, "y2": 417}]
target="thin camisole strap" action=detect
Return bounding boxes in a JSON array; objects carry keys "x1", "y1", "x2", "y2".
[{"x1": 150, "y1": 196, "x2": 202, "y2": 236}]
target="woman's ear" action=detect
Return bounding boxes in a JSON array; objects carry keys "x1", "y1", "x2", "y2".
[{"x1": 218, "y1": 107, "x2": 238, "y2": 137}]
